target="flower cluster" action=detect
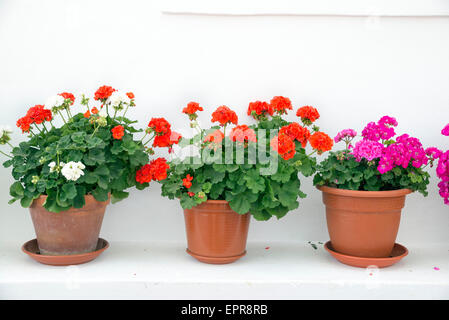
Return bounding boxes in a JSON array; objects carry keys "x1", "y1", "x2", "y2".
[
  {"x1": 16, "y1": 105, "x2": 53, "y2": 133},
  {"x1": 247, "y1": 101, "x2": 274, "y2": 120},
  {"x1": 136, "y1": 158, "x2": 170, "y2": 184},
  {"x1": 296, "y1": 106, "x2": 320, "y2": 126},
  {"x1": 279, "y1": 122, "x2": 310, "y2": 148},
  {"x1": 211, "y1": 105, "x2": 238, "y2": 126},
  {"x1": 335, "y1": 116, "x2": 430, "y2": 175},
  {"x1": 183, "y1": 102, "x2": 203, "y2": 120},
  {"x1": 270, "y1": 134, "x2": 296, "y2": 160},
  {"x1": 269, "y1": 104, "x2": 332, "y2": 158},
  {"x1": 430, "y1": 124, "x2": 449, "y2": 205},
  {"x1": 334, "y1": 129, "x2": 357, "y2": 144},
  {"x1": 362, "y1": 116, "x2": 397, "y2": 142},
  {"x1": 352, "y1": 140, "x2": 383, "y2": 162},
  {"x1": 229, "y1": 125, "x2": 257, "y2": 144},
  {"x1": 0, "y1": 126, "x2": 12, "y2": 145},
  {"x1": 182, "y1": 174, "x2": 193, "y2": 188},
  {"x1": 309, "y1": 132, "x2": 334, "y2": 155},
  {"x1": 60, "y1": 161, "x2": 86, "y2": 182},
  {"x1": 270, "y1": 96, "x2": 292, "y2": 115}
]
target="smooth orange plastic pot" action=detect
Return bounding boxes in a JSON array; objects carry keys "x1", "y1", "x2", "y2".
[
  {"x1": 29, "y1": 195, "x2": 109, "y2": 255},
  {"x1": 318, "y1": 186, "x2": 412, "y2": 258},
  {"x1": 183, "y1": 200, "x2": 250, "y2": 264}
]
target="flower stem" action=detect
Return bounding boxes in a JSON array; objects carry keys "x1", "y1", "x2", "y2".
[
  {"x1": 58, "y1": 111, "x2": 67, "y2": 124},
  {"x1": 0, "y1": 150, "x2": 12, "y2": 158}
]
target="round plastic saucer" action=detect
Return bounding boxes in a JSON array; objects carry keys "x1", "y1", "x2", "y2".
[
  {"x1": 22, "y1": 238, "x2": 109, "y2": 266},
  {"x1": 324, "y1": 241, "x2": 408, "y2": 268}
]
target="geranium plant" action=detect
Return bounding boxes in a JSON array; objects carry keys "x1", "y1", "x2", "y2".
[
  {"x1": 313, "y1": 116, "x2": 434, "y2": 194},
  {"x1": 427, "y1": 124, "x2": 449, "y2": 204},
  {"x1": 158, "y1": 97, "x2": 333, "y2": 220},
  {"x1": 1, "y1": 86, "x2": 171, "y2": 212}
]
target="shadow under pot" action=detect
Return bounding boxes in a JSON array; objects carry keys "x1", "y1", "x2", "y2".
[
  {"x1": 29, "y1": 195, "x2": 110, "y2": 255},
  {"x1": 318, "y1": 186, "x2": 412, "y2": 258},
  {"x1": 183, "y1": 200, "x2": 250, "y2": 264}
]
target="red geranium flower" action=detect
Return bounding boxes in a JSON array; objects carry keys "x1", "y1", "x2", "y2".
[
  {"x1": 26, "y1": 105, "x2": 52, "y2": 124},
  {"x1": 188, "y1": 192, "x2": 195, "y2": 197},
  {"x1": 16, "y1": 116, "x2": 32, "y2": 133},
  {"x1": 296, "y1": 106, "x2": 320, "y2": 125},
  {"x1": 309, "y1": 131, "x2": 333, "y2": 154},
  {"x1": 247, "y1": 101, "x2": 273, "y2": 120},
  {"x1": 91, "y1": 107, "x2": 99, "y2": 114},
  {"x1": 153, "y1": 131, "x2": 182, "y2": 148},
  {"x1": 211, "y1": 105, "x2": 238, "y2": 126},
  {"x1": 279, "y1": 122, "x2": 310, "y2": 148},
  {"x1": 148, "y1": 117, "x2": 171, "y2": 135},
  {"x1": 270, "y1": 134, "x2": 296, "y2": 160},
  {"x1": 94, "y1": 85, "x2": 116, "y2": 100},
  {"x1": 135, "y1": 158, "x2": 170, "y2": 184},
  {"x1": 230, "y1": 125, "x2": 257, "y2": 143},
  {"x1": 111, "y1": 125, "x2": 125, "y2": 140},
  {"x1": 270, "y1": 96, "x2": 292, "y2": 115},
  {"x1": 182, "y1": 174, "x2": 193, "y2": 189},
  {"x1": 126, "y1": 92, "x2": 135, "y2": 99},
  {"x1": 204, "y1": 130, "x2": 224, "y2": 144},
  {"x1": 149, "y1": 158, "x2": 170, "y2": 181},
  {"x1": 84, "y1": 110, "x2": 91, "y2": 118},
  {"x1": 183, "y1": 102, "x2": 203, "y2": 115},
  {"x1": 59, "y1": 92, "x2": 75, "y2": 105}
]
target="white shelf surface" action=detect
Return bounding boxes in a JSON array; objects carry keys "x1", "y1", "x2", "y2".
[{"x1": 1, "y1": 241, "x2": 448, "y2": 299}]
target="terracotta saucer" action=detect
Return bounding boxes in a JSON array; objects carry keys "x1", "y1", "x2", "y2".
[
  {"x1": 22, "y1": 238, "x2": 109, "y2": 266},
  {"x1": 324, "y1": 241, "x2": 408, "y2": 268},
  {"x1": 186, "y1": 249, "x2": 246, "y2": 264}
]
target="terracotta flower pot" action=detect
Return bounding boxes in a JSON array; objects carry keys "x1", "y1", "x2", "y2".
[
  {"x1": 29, "y1": 195, "x2": 110, "y2": 255},
  {"x1": 318, "y1": 186, "x2": 412, "y2": 258},
  {"x1": 183, "y1": 200, "x2": 250, "y2": 264}
]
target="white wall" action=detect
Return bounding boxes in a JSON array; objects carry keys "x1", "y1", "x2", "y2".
[{"x1": 0, "y1": 0, "x2": 448, "y2": 246}]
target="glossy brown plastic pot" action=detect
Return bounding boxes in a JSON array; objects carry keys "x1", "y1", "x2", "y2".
[
  {"x1": 318, "y1": 186, "x2": 411, "y2": 258},
  {"x1": 183, "y1": 200, "x2": 250, "y2": 264},
  {"x1": 29, "y1": 195, "x2": 109, "y2": 255}
]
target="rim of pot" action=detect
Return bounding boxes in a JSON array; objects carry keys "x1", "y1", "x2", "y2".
[{"x1": 317, "y1": 185, "x2": 412, "y2": 198}]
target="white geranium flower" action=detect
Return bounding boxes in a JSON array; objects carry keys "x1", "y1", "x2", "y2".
[
  {"x1": 61, "y1": 161, "x2": 85, "y2": 181},
  {"x1": 107, "y1": 91, "x2": 130, "y2": 108},
  {"x1": 45, "y1": 95, "x2": 65, "y2": 110},
  {"x1": 98, "y1": 108, "x2": 108, "y2": 118},
  {"x1": 48, "y1": 161, "x2": 56, "y2": 172}
]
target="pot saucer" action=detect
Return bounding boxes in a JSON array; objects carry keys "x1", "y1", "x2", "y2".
[
  {"x1": 186, "y1": 249, "x2": 246, "y2": 264},
  {"x1": 22, "y1": 238, "x2": 109, "y2": 266},
  {"x1": 324, "y1": 241, "x2": 408, "y2": 268}
]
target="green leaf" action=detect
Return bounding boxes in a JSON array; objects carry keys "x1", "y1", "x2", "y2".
[
  {"x1": 62, "y1": 183, "x2": 77, "y2": 200},
  {"x1": 10, "y1": 182, "x2": 24, "y2": 198},
  {"x1": 111, "y1": 191, "x2": 129, "y2": 204}
]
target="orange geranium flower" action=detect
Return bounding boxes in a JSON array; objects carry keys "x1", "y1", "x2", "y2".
[
  {"x1": 230, "y1": 125, "x2": 257, "y2": 143},
  {"x1": 270, "y1": 134, "x2": 296, "y2": 160},
  {"x1": 211, "y1": 106, "x2": 238, "y2": 126},
  {"x1": 270, "y1": 96, "x2": 292, "y2": 115},
  {"x1": 296, "y1": 106, "x2": 320, "y2": 125},
  {"x1": 279, "y1": 122, "x2": 310, "y2": 148},
  {"x1": 309, "y1": 131, "x2": 333, "y2": 154},
  {"x1": 204, "y1": 129, "x2": 225, "y2": 144},
  {"x1": 247, "y1": 101, "x2": 273, "y2": 120}
]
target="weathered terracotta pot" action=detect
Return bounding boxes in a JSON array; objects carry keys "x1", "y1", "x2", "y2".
[
  {"x1": 318, "y1": 186, "x2": 412, "y2": 258},
  {"x1": 29, "y1": 195, "x2": 109, "y2": 255},
  {"x1": 183, "y1": 200, "x2": 250, "y2": 264}
]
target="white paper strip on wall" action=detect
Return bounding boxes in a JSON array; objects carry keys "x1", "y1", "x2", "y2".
[{"x1": 160, "y1": 0, "x2": 449, "y2": 17}]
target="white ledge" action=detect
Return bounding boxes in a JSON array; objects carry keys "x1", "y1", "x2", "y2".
[
  {"x1": 1, "y1": 241, "x2": 448, "y2": 299},
  {"x1": 160, "y1": 0, "x2": 449, "y2": 17}
]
